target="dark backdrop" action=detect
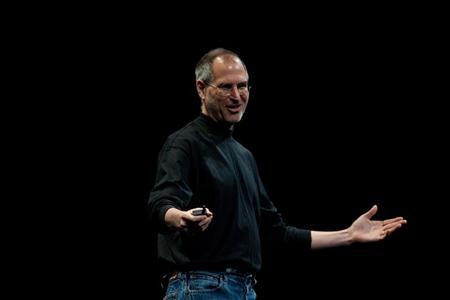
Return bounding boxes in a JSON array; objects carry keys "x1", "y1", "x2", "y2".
[
  {"x1": 143, "y1": 31, "x2": 435, "y2": 299},
  {"x1": 13, "y1": 10, "x2": 443, "y2": 299}
]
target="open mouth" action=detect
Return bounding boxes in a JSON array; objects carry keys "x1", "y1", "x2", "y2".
[{"x1": 226, "y1": 104, "x2": 241, "y2": 113}]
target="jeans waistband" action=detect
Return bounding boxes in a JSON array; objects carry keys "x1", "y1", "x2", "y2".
[
  {"x1": 170, "y1": 269, "x2": 257, "y2": 286},
  {"x1": 161, "y1": 268, "x2": 258, "y2": 294},
  {"x1": 166, "y1": 268, "x2": 255, "y2": 280}
]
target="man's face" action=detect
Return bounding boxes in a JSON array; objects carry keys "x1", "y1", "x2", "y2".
[{"x1": 199, "y1": 56, "x2": 250, "y2": 124}]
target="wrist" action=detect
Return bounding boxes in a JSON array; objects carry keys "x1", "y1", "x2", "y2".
[
  {"x1": 164, "y1": 207, "x2": 182, "y2": 230},
  {"x1": 345, "y1": 227, "x2": 355, "y2": 245}
]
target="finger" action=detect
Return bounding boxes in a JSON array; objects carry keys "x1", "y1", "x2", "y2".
[
  {"x1": 364, "y1": 205, "x2": 378, "y2": 219},
  {"x1": 205, "y1": 208, "x2": 213, "y2": 217},
  {"x1": 201, "y1": 224, "x2": 210, "y2": 231},
  {"x1": 383, "y1": 224, "x2": 401, "y2": 234},
  {"x1": 180, "y1": 219, "x2": 188, "y2": 231},
  {"x1": 382, "y1": 217, "x2": 404, "y2": 225},
  {"x1": 383, "y1": 223, "x2": 403, "y2": 237},
  {"x1": 384, "y1": 222, "x2": 403, "y2": 231},
  {"x1": 184, "y1": 214, "x2": 207, "y2": 223},
  {"x1": 387, "y1": 223, "x2": 403, "y2": 233},
  {"x1": 198, "y1": 216, "x2": 212, "y2": 227}
]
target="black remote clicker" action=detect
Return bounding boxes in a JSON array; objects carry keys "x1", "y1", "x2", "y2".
[{"x1": 192, "y1": 205, "x2": 207, "y2": 216}]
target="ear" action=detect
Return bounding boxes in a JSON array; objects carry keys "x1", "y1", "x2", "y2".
[{"x1": 196, "y1": 80, "x2": 207, "y2": 100}]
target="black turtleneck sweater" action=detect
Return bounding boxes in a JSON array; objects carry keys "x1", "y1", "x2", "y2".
[{"x1": 148, "y1": 114, "x2": 311, "y2": 273}]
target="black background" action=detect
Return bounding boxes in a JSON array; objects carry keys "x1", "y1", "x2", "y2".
[
  {"x1": 142, "y1": 25, "x2": 439, "y2": 299},
  {"x1": 19, "y1": 9, "x2": 437, "y2": 299},
  {"x1": 8, "y1": 8, "x2": 445, "y2": 299}
]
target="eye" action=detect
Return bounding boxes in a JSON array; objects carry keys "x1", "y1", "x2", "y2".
[
  {"x1": 218, "y1": 84, "x2": 233, "y2": 91},
  {"x1": 237, "y1": 83, "x2": 248, "y2": 90}
]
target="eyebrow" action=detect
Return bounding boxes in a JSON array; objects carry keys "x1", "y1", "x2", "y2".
[{"x1": 217, "y1": 81, "x2": 249, "y2": 86}]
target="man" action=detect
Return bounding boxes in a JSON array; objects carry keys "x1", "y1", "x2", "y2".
[{"x1": 148, "y1": 48, "x2": 406, "y2": 299}]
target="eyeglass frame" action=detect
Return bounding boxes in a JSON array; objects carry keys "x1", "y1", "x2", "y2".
[{"x1": 204, "y1": 81, "x2": 251, "y2": 96}]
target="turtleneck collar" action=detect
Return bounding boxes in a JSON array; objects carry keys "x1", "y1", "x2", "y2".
[{"x1": 198, "y1": 113, "x2": 234, "y2": 137}]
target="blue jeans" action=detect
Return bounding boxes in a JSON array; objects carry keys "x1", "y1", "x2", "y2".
[{"x1": 163, "y1": 268, "x2": 257, "y2": 300}]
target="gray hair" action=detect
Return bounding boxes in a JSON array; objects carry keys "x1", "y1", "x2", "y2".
[{"x1": 195, "y1": 48, "x2": 247, "y2": 83}]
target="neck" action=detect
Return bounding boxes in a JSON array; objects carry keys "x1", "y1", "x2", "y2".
[
  {"x1": 200, "y1": 108, "x2": 234, "y2": 130},
  {"x1": 200, "y1": 112, "x2": 235, "y2": 133}
]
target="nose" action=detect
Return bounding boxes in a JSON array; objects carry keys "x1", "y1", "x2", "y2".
[{"x1": 229, "y1": 85, "x2": 241, "y2": 98}]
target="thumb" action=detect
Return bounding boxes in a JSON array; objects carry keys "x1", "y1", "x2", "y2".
[{"x1": 364, "y1": 205, "x2": 378, "y2": 219}]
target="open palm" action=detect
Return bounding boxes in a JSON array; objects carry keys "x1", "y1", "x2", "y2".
[{"x1": 349, "y1": 205, "x2": 406, "y2": 242}]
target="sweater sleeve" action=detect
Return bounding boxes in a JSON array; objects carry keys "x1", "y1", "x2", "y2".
[
  {"x1": 253, "y1": 157, "x2": 311, "y2": 250},
  {"x1": 147, "y1": 137, "x2": 193, "y2": 232}
]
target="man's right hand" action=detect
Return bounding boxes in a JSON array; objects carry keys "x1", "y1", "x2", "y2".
[{"x1": 164, "y1": 207, "x2": 213, "y2": 232}]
